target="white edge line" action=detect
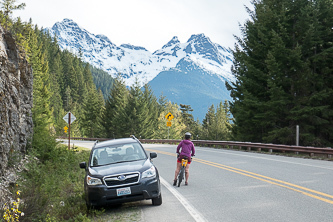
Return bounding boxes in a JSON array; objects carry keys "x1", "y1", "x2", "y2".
[{"x1": 160, "y1": 176, "x2": 207, "y2": 222}]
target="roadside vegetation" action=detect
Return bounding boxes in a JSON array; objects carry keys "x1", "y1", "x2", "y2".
[
  {"x1": 1, "y1": 139, "x2": 142, "y2": 221},
  {"x1": 18, "y1": 143, "x2": 90, "y2": 221}
]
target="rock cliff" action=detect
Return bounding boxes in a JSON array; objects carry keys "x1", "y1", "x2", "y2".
[{"x1": 0, "y1": 25, "x2": 33, "y2": 175}]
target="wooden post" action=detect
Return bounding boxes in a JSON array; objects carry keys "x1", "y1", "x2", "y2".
[{"x1": 68, "y1": 112, "x2": 71, "y2": 150}]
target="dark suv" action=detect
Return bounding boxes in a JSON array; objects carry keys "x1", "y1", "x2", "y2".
[{"x1": 79, "y1": 137, "x2": 162, "y2": 207}]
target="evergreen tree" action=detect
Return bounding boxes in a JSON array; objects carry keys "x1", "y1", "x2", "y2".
[
  {"x1": 215, "y1": 101, "x2": 232, "y2": 140},
  {"x1": 141, "y1": 84, "x2": 160, "y2": 139},
  {"x1": 103, "y1": 74, "x2": 128, "y2": 138},
  {"x1": 83, "y1": 63, "x2": 95, "y2": 90},
  {"x1": 227, "y1": 0, "x2": 333, "y2": 146},
  {"x1": 28, "y1": 26, "x2": 56, "y2": 160},
  {"x1": 179, "y1": 104, "x2": 195, "y2": 133},
  {"x1": 0, "y1": 0, "x2": 25, "y2": 28},
  {"x1": 72, "y1": 56, "x2": 85, "y2": 103},
  {"x1": 202, "y1": 105, "x2": 215, "y2": 139},
  {"x1": 158, "y1": 92, "x2": 168, "y2": 113},
  {"x1": 156, "y1": 102, "x2": 186, "y2": 139},
  {"x1": 90, "y1": 65, "x2": 114, "y2": 101},
  {"x1": 122, "y1": 79, "x2": 148, "y2": 138},
  {"x1": 201, "y1": 101, "x2": 232, "y2": 140},
  {"x1": 81, "y1": 86, "x2": 105, "y2": 138}
]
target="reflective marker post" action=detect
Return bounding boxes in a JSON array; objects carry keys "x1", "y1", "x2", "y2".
[{"x1": 296, "y1": 125, "x2": 299, "y2": 146}]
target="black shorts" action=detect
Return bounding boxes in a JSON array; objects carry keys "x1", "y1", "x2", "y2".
[{"x1": 177, "y1": 155, "x2": 191, "y2": 164}]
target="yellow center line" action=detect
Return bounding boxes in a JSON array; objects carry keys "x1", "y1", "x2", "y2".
[{"x1": 146, "y1": 148, "x2": 333, "y2": 204}]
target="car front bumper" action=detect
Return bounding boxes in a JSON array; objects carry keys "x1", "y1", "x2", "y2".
[{"x1": 85, "y1": 177, "x2": 161, "y2": 207}]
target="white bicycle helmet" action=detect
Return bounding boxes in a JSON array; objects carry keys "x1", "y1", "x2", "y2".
[{"x1": 185, "y1": 132, "x2": 191, "y2": 139}]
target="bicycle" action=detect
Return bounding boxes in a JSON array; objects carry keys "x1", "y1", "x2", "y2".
[{"x1": 177, "y1": 156, "x2": 189, "y2": 187}]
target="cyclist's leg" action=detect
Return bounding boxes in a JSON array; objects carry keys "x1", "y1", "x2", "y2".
[
  {"x1": 185, "y1": 164, "x2": 190, "y2": 184},
  {"x1": 174, "y1": 162, "x2": 181, "y2": 181}
]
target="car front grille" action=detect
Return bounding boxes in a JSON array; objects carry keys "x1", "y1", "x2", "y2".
[{"x1": 104, "y1": 172, "x2": 140, "y2": 188}]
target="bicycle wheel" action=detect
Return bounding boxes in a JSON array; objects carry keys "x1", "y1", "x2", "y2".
[{"x1": 177, "y1": 167, "x2": 185, "y2": 187}]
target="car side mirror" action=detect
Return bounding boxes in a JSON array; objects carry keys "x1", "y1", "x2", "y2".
[
  {"x1": 79, "y1": 162, "x2": 86, "y2": 169},
  {"x1": 150, "y1": 152, "x2": 157, "y2": 159}
]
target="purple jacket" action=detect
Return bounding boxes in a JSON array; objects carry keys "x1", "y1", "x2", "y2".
[{"x1": 176, "y1": 139, "x2": 195, "y2": 159}]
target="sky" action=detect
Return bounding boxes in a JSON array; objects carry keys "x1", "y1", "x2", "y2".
[{"x1": 13, "y1": 0, "x2": 253, "y2": 52}]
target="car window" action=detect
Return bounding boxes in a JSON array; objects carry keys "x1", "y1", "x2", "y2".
[{"x1": 90, "y1": 142, "x2": 146, "y2": 166}]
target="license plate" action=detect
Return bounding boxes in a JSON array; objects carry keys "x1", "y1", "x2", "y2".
[{"x1": 117, "y1": 187, "x2": 131, "y2": 196}]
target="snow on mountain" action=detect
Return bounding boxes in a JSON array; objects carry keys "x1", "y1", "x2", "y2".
[{"x1": 46, "y1": 18, "x2": 234, "y2": 86}]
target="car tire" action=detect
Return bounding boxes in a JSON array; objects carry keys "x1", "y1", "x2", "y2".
[
  {"x1": 86, "y1": 201, "x2": 92, "y2": 210},
  {"x1": 152, "y1": 193, "x2": 162, "y2": 206},
  {"x1": 178, "y1": 167, "x2": 184, "y2": 187}
]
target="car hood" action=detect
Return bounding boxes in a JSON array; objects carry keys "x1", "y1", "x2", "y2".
[{"x1": 88, "y1": 159, "x2": 152, "y2": 177}]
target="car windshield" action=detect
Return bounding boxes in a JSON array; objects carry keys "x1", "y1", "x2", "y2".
[{"x1": 90, "y1": 142, "x2": 146, "y2": 166}]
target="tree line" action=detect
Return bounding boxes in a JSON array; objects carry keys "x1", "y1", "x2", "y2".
[{"x1": 227, "y1": 0, "x2": 333, "y2": 147}]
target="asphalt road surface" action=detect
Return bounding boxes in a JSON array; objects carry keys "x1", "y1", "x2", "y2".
[{"x1": 64, "y1": 140, "x2": 333, "y2": 222}]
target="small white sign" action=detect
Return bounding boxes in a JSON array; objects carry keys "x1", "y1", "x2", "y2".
[{"x1": 63, "y1": 112, "x2": 76, "y2": 124}]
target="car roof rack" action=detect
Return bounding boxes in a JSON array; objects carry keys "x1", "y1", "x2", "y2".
[
  {"x1": 92, "y1": 140, "x2": 99, "y2": 148},
  {"x1": 130, "y1": 135, "x2": 137, "y2": 140}
]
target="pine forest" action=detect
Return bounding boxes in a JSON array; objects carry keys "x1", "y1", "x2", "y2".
[{"x1": 227, "y1": 0, "x2": 333, "y2": 147}]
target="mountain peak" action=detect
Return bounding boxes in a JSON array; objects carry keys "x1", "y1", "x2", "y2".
[
  {"x1": 120, "y1": 44, "x2": 148, "y2": 51},
  {"x1": 96, "y1": 34, "x2": 112, "y2": 43},
  {"x1": 55, "y1": 18, "x2": 80, "y2": 29},
  {"x1": 162, "y1": 36, "x2": 180, "y2": 49},
  {"x1": 187, "y1": 33, "x2": 210, "y2": 43},
  {"x1": 62, "y1": 18, "x2": 74, "y2": 23}
]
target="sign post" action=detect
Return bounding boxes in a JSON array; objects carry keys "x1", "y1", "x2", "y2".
[
  {"x1": 165, "y1": 112, "x2": 174, "y2": 139},
  {"x1": 63, "y1": 112, "x2": 76, "y2": 150}
]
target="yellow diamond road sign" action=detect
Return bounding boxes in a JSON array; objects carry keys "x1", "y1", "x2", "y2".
[
  {"x1": 64, "y1": 126, "x2": 68, "y2": 131},
  {"x1": 165, "y1": 112, "x2": 174, "y2": 121}
]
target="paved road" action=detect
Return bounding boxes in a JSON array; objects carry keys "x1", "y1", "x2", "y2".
[{"x1": 63, "y1": 140, "x2": 333, "y2": 221}]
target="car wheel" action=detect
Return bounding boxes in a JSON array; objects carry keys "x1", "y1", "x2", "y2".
[
  {"x1": 86, "y1": 201, "x2": 92, "y2": 210},
  {"x1": 152, "y1": 193, "x2": 162, "y2": 206}
]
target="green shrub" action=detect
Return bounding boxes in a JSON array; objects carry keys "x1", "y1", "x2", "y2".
[{"x1": 19, "y1": 144, "x2": 90, "y2": 221}]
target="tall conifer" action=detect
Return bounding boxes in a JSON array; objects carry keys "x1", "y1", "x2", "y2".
[
  {"x1": 104, "y1": 74, "x2": 128, "y2": 138},
  {"x1": 227, "y1": 0, "x2": 333, "y2": 146}
]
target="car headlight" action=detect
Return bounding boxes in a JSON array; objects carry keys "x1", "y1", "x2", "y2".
[
  {"x1": 142, "y1": 166, "x2": 156, "y2": 179},
  {"x1": 86, "y1": 175, "x2": 103, "y2": 185}
]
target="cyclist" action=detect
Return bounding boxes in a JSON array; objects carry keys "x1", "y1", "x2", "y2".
[{"x1": 173, "y1": 132, "x2": 195, "y2": 186}]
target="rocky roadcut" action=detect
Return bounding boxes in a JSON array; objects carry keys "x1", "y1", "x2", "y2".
[{"x1": 0, "y1": 25, "x2": 33, "y2": 176}]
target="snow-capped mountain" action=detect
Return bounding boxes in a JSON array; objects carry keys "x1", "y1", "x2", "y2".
[
  {"x1": 46, "y1": 18, "x2": 235, "y2": 120},
  {"x1": 46, "y1": 18, "x2": 234, "y2": 86}
]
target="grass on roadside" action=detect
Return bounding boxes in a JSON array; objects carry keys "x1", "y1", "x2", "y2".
[{"x1": 16, "y1": 144, "x2": 90, "y2": 221}]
